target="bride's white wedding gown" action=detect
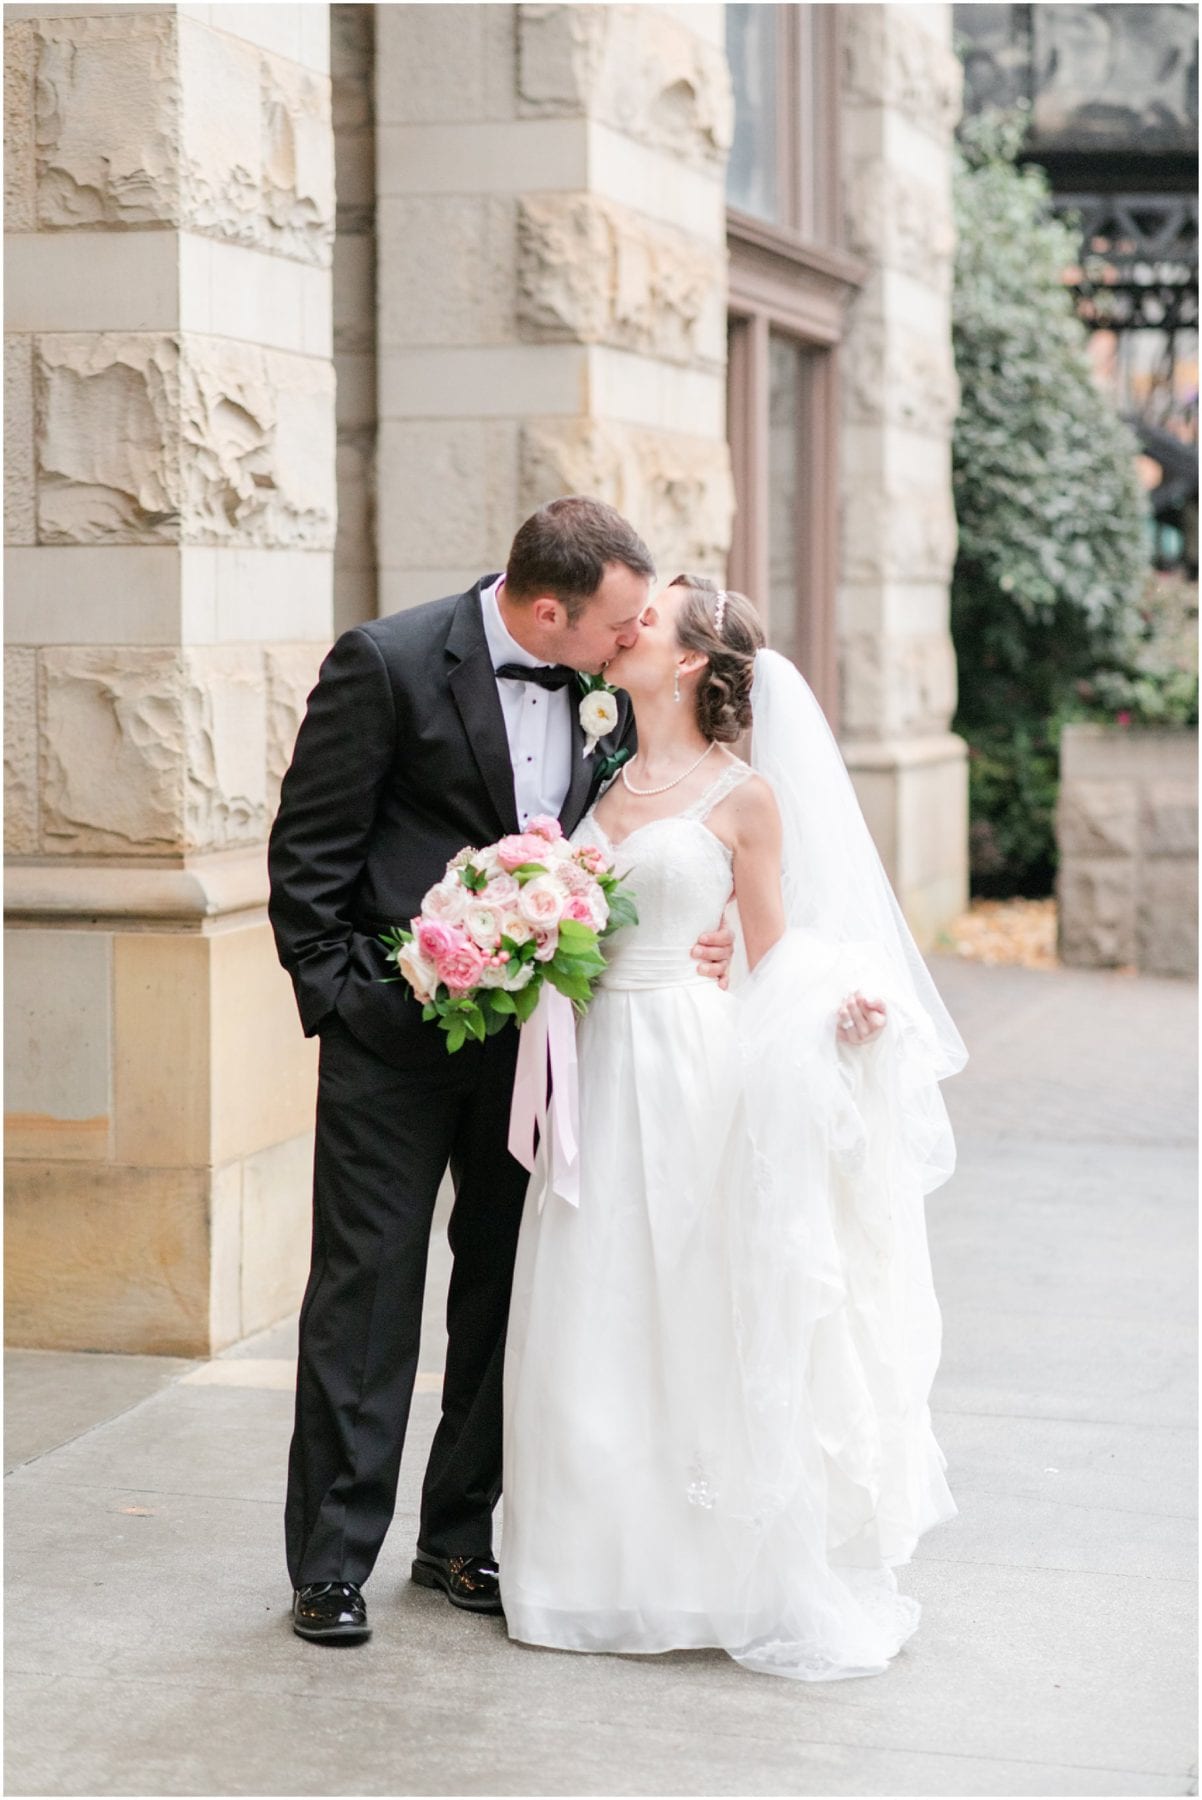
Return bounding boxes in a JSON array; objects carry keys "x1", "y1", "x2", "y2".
[{"x1": 500, "y1": 760, "x2": 957, "y2": 1681}]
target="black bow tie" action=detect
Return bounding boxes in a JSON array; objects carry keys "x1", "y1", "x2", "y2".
[{"x1": 495, "y1": 662, "x2": 577, "y2": 692}]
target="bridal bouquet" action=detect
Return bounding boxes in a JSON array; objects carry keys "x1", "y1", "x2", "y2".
[{"x1": 380, "y1": 816, "x2": 637, "y2": 1053}]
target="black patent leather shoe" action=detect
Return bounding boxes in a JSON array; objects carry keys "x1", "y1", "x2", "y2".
[
  {"x1": 411, "y1": 1550, "x2": 503, "y2": 1614},
  {"x1": 292, "y1": 1581, "x2": 371, "y2": 1642}
]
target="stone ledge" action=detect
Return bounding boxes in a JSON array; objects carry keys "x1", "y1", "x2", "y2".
[
  {"x1": 5, "y1": 847, "x2": 270, "y2": 927},
  {"x1": 840, "y1": 731, "x2": 969, "y2": 775}
]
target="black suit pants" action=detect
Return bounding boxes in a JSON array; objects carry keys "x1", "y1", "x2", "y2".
[{"x1": 285, "y1": 1013, "x2": 528, "y2": 1588}]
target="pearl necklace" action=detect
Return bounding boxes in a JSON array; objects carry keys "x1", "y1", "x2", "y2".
[{"x1": 621, "y1": 740, "x2": 717, "y2": 797}]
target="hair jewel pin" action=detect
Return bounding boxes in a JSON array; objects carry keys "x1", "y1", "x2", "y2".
[{"x1": 714, "y1": 590, "x2": 729, "y2": 634}]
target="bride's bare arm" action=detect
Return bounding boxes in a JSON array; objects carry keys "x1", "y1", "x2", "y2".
[{"x1": 727, "y1": 775, "x2": 787, "y2": 971}]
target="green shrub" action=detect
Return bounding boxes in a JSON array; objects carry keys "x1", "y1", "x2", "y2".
[{"x1": 951, "y1": 111, "x2": 1151, "y2": 895}]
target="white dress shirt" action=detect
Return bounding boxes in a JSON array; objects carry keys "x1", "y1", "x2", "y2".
[{"x1": 480, "y1": 576, "x2": 574, "y2": 828}]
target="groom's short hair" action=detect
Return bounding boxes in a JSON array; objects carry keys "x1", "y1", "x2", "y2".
[{"x1": 505, "y1": 496, "x2": 655, "y2": 623}]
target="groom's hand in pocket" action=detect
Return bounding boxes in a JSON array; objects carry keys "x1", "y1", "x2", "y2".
[{"x1": 691, "y1": 898, "x2": 736, "y2": 989}]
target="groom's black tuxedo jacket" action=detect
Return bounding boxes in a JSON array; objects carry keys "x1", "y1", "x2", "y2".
[{"x1": 267, "y1": 575, "x2": 635, "y2": 1070}]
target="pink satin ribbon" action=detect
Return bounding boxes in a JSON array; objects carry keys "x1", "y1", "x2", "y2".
[{"x1": 507, "y1": 984, "x2": 580, "y2": 1209}]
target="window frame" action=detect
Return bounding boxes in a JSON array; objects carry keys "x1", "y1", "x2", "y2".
[{"x1": 725, "y1": 4, "x2": 865, "y2": 722}]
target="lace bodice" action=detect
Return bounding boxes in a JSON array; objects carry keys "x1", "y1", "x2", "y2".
[{"x1": 576, "y1": 759, "x2": 753, "y2": 990}]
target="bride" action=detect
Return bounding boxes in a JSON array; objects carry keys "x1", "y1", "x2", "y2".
[{"x1": 500, "y1": 574, "x2": 966, "y2": 1681}]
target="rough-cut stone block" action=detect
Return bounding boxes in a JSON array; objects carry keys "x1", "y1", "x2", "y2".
[
  {"x1": 5, "y1": 926, "x2": 111, "y2": 1151},
  {"x1": 265, "y1": 642, "x2": 325, "y2": 818},
  {"x1": 183, "y1": 338, "x2": 336, "y2": 549},
  {"x1": 35, "y1": 12, "x2": 182, "y2": 229},
  {"x1": 517, "y1": 194, "x2": 723, "y2": 366},
  {"x1": 34, "y1": 12, "x2": 333, "y2": 262},
  {"x1": 518, "y1": 4, "x2": 732, "y2": 168},
  {"x1": 1140, "y1": 781, "x2": 1199, "y2": 858},
  {"x1": 4, "y1": 647, "x2": 38, "y2": 855},
  {"x1": 842, "y1": 5, "x2": 963, "y2": 142},
  {"x1": 4, "y1": 21, "x2": 37, "y2": 231},
  {"x1": 36, "y1": 334, "x2": 336, "y2": 549},
  {"x1": 840, "y1": 631, "x2": 959, "y2": 740},
  {"x1": 845, "y1": 155, "x2": 955, "y2": 285},
  {"x1": 37, "y1": 334, "x2": 183, "y2": 544},
  {"x1": 113, "y1": 931, "x2": 209, "y2": 1167},
  {"x1": 182, "y1": 646, "x2": 268, "y2": 850},
  {"x1": 1056, "y1": 779, "x2": 1140, "y2": 859},
  {"x1": 5, "y1": 1159, "x2": 214, "y2": 1354},
  {"x1": 209, "y1": 1158, "x2": 243, "y2": 1351},
  {"x1": 519, "y1": 417, "x2": 732, "y2": 573},
  {"x1": 1137, "y1": 857, "x2": 1198, "y2": 979},
  {"x1": 377, "y1": 196, "x2": 515, "y2": 349},
  {"x1": 40, "y1": 648, "x2": 184, "y2": 854},
  {"x1": 239, "y1": 1132, "x2": 314, "y2": 1336},
  {"x1": 5, "y1": 335, "x2": 36, "y2": 545},
  {"x1": 842, "y1": 311, "x2": 959, "y2": 439},
  {"x1": 256, "y1": 47, "x2": 335, "y2": 267},
  {"x1": 375, "y1": 3, "x2": 516, "y2": 125},
  {"x1": 841, "y1": 474, "x2": 958, "y2": 588},
  {"x1": 1057, "y1": 859, "x2": 1137, "y2": 969},
  {"x1": 378, "y1": 419, "x2": 518, "y2": 568}
]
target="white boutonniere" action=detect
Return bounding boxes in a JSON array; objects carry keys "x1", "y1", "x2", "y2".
[{"x1": 577, "y1": 673, "x2": 620, "y2": 758}]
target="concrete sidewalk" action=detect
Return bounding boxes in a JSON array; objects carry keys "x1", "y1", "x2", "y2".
[{"x1": 5, "y1": 958, "x2": 1197, "y2": 1798}]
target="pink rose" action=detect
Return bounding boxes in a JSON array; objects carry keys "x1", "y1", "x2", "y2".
[
  {"x1": 435, "y1": 935, "x2": 486, "y2": 994},
  {"x1": 575, "y1": 844, "x2": 610, "y2": 876},
  {"x1": 415, "y1": 918, "x2": 457, "y2": 963},
  {"x1": 482, "y1": 873, "x2": 520, "y2": 905},
  {"x1": 526, "y1": 815, "x2": 564, "y2": 842},
  {"x1": 495, "y1": 833, "x2": 549, "y2": 872},
  {"x1": 518, "y1": 874, "x2": 566, "y2": 929},
  {"x1": 533, "y1": 929, "x2": 558, "y2": 962},
  {"x1": 565, "y1": 896, "x2": 594, "y2": 924}
]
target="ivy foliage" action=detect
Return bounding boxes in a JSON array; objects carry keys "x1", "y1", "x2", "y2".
[{"x1": 950, "y1": 111, "x2": 1151, "y2": 895}]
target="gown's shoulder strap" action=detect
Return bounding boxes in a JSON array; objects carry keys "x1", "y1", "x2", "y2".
[{"x1": 679, "y1": 756, "x2": 754, "y2": 825}]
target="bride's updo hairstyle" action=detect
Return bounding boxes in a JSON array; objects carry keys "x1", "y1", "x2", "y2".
[{"x1": 668, "y1": 574, "x2": 764, "y2": 744}]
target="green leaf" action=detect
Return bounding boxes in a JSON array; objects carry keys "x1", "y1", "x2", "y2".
[
  {"x1": 602, "y1": 891, "x2": 639, "y2": 933},
  {"x1": 488, "y1": 989, "x2": 517, "y2": 1014},
  {"x1": 445, "y1": 1019, "x2": 467, "y2": 1054},
  {"x1": 555, "y1": 918, "x2": 597, "y2": 949},
  {"x1": 545, "y1": 966, "x2": 593, "y2": 1004},
  {"x1": 512, "y1": 982, "x2": 542, "y2": 1024},
  {"x1": 421, "y1": 1002, "x2": 437, "y2": 1021},
  {"x1": 510, "y1": 862, "x2": 549, "y2": 882}
]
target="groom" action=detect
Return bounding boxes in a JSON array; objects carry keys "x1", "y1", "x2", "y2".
[{"x1": 268, "y1": 496, "x2": 733, "y2": 1642}]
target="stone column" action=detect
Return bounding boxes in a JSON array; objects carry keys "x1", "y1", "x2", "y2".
[
  {"x1": 4, "y1": 3, "x2": 336, "y2": 1354},
  {"x1": 837, "y1": 2, "x2": 968, "y2": 944},
  {"x1": 374, "y1": 2, "x2": 734, "y2": 610}
]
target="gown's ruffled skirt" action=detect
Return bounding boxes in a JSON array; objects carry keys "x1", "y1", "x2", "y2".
[{"x1": 501, "y1": 927, "x2": 957, "y2": 1682}]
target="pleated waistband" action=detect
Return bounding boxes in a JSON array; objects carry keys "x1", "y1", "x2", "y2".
[{"x1": 599, "y1": 947, "x2": 706, "y2": 991}]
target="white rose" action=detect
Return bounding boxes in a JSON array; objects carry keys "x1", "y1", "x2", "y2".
[
  {"x1": 396, "y1": 941, "x2": 439, "y2": 1005},
  {"x1": 479, "y1": 958, "x2": 511, "y2": 988},
  {"x1": 465, "y1": 903, "x2": 502, "y2": 950},
  {"x1": 422, "y1": 875, "x2": 468, "y2": 924},
  {"x1": 505, "y1": 959, "x2": 536, "y2": 990},
  {"x1": 579, "y1": 689, "x2": 619, "y2": 740},
  {"x1": 498, "y1": 908, "x2": 533, "y2": 946},
  {"x1": 518, "y1": 874, "x2": 566, "y2": 929}
]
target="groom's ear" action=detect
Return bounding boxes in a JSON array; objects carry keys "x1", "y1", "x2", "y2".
[{"x1": 530, "y1": 595, "x2": 565, "y2": 631}]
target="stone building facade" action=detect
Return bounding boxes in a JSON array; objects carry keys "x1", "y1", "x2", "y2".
[{"x1": 4, "y1": 1, "x2": 967, "y2": 1355}]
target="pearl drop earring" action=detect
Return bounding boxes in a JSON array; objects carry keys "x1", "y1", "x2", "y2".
[{"x1": 673, "y1": 668, "x2": 681, "y2": 703}]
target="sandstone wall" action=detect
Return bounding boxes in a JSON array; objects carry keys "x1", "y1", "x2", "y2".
[
  {"x1": 374, "y1": 2, "x2": 734, "y2": 609},
  {"x1": 1057, "y1": 725, "x2": 1198, "y2": 978},
  {"x1": 837, "y1": 2, "x2": 968, "y2": 943},
  {"x1": 4, "y1": 2, "x2": 336, "y2": 1354}
]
